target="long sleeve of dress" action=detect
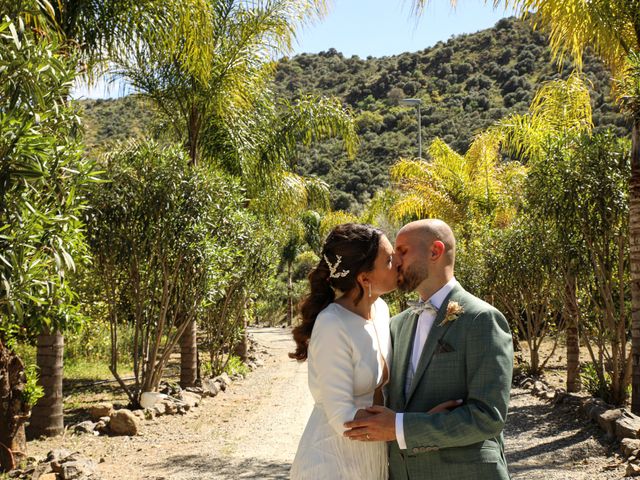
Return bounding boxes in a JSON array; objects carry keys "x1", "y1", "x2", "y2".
[{"x1": 308, "y1": 312, "x2": 358, "y2": 436}]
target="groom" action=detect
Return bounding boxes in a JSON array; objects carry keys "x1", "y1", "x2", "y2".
[{"x1": 344, "y1": 219, "x2": 513, "y2": 480}]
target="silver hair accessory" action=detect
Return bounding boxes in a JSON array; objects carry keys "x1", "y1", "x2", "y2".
[{"x1": 324, "y1": 254, "x2": 350, "y2": 279}]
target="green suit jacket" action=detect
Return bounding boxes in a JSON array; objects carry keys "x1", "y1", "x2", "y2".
[{"x1": 388, "y1": 284, "x2": 513, "y2": 480}]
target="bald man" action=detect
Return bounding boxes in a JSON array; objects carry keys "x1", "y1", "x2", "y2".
[{"x1": 344, "y1": 219, "x2": 513, "y2": 480}]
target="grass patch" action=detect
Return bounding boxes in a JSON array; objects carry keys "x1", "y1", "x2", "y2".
[
  {"x1": 64, "y1": 358, "x2": 133, "y2": 381},
  {"x1": 224, "y1": 355, "x2": 249, "y2": 377}
]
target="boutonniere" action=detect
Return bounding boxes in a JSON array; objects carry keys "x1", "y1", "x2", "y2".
[{"x1": 439, "y1": 301, "x2": 464, "y2": 327}]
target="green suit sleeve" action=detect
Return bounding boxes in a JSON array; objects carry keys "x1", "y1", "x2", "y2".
[{"x1": 402, "y1": 310, "x2": 513, "y2": 449}]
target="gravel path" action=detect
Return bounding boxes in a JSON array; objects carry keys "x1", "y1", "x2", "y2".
[{"x1": 28, "y1": 327, "x2": 627, "y2": 479}]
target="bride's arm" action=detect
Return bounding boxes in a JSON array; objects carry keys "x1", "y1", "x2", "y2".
[{"x1": 309, "y1": 313, "x2": 359, "y2": 435}]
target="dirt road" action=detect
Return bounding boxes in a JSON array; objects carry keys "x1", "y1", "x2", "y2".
[{"x1": 29, "y1": 327, "x2": 625, "y2": 479}]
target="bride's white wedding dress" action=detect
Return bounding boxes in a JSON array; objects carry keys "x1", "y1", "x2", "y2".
[{"x1": 291, "y1": 298, "x2": 391, "y2": 480}]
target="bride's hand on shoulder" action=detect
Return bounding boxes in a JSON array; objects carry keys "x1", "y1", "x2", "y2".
[{"x1": 428, "y1": 399, "x2": 463, "y2": 414}]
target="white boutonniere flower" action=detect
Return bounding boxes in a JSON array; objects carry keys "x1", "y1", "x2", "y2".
[{"x1": 439, "y1": 301, "x2": 464, "y2": 327}]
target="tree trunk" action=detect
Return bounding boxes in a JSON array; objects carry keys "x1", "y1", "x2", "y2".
[
  {"x1": 287, "y1": 263, "x2": 293, "y2": 326},
  {"x1": 530, "y1": 347, "x2": 540, "y2": 376},
  {"x1": 179, "y1": 320, "x2": 198, "y2": 389},
  {"x1": 28, "y1": 331, "x2": 64, "y2": 438},
  {"x1": 631, "y1": 120, "x2": 640, "y2": 413},
  {"x1": 233, "y1": 313, "x2": 248, "y2": 363},
  {"x1": 0, "y1": 340, "x2": 29, "y2": 472},
  {"x1": 564, "y1": 275, "x2": 581, "y2": 392}
]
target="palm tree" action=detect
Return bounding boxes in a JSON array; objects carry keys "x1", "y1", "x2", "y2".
[
  {"x1": 384, "y1": 132, "x2": 526, "y2": 238},
  {"x1": 412, "y1": 0, "x2": 640, "y2": 411}
]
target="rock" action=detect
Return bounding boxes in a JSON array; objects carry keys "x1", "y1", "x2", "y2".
[
  {"x1": 153, "y1": 402, "x2": 166, "y2": 416},
  {"x1": 132, "y1": 410, "x2": 145, "y2": 421},
  {"x1": 213, "y1": 373, "x2": 231, "y2": 389},
  {"x1": 597, "y1": 409, "x2": 624, "y2": 439},
  {"x1": 180, "y1": 391, "x2": 201, "y2": 408},
  {"x1": 185, "y1": 387, "x2": 204, "y2": 395},
  {"x1": 201, "y1": 379, "x2": 220, "y2": 397},
  {"x1": 109, "y1": 409, "x2": 139, "y2": 436},
  {"x1": 616, "y1": 410, "x2": 640, "y2": 440},
  {"x1": 88, "y1": 403, "x2": 113, "y2": 421},
  {"x1": 46, "y1": 450, "x2": 72, "y2": 464},
  {"x1": 533, "y1": 380, "x2": 546, "y2": 393},
  {"x1": 143, "y1": 408, "x2": 155, "y2": 420},
  {"x1": 39, "y1": 474, "x2": 57, "y2": 480},
  {"x1": 30, "y1": 463, "x2": 53, "y2": 479},
  {"x1": 622, "y1": 439, "x2": 640, "y2": 457},
  {"x1": 520, "y1": 377, "x2": 534, "y2": 388},
  {"x1": 94, "y1": 420, "x2": 108, "y2": 434},
  {"x1": 544, "y1": 391, "x2": 556, "y2": 401},
  {"x1": 60, "y1": 462, "x2": 82, "y2": 480},
  {"x1": 72, "y1": 421, "x2": 95, "y2": 434},
  {"x1": 60, "y1": 459, "x2": 95, "y2": 480},
  {"x1": 161, "y1": 400, "x2": 177, "y2": 415},
  {"x1": 627, "y1": 462, "x2": 640, "y2": 477}
]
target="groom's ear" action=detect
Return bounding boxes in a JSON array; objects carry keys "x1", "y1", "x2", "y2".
[{"x1": 431, "y1": 240, "x2": 445, "y2": 260}]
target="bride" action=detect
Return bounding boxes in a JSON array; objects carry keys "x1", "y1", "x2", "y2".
[{"x1": 289, "y1": 223, "x2": 396, "y2": 479}]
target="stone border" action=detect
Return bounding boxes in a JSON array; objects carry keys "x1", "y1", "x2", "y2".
[
  {"x1": 518, "y1": 376, "x2": 640, "y2": 477},
  {"x1": 67, "y1": 333, "x2": 270, "y2": 438}
]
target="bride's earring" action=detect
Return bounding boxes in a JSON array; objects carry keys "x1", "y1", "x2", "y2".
[{"x1": 368, "y1": 283, "x2": 372, "y2": 298}]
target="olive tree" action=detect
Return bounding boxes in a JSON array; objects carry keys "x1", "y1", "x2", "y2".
[
  {"x1": 534, "y1": 133, "x2": 631, "y2": 404},
  {"x1": 84, "y1": 140, "x2": 244, "y2": 406}
]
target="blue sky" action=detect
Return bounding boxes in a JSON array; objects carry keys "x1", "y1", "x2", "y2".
[
  {"x1": 293, "y1": 0, "x2": 516, "y2": 58},
  {"x1": 72, "y1": 0, "x2": 517, "y2": 99}
]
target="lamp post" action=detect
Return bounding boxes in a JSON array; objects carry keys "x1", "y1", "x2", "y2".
[{"x1": 400, "y1": 98, "x2": 423, "y2": 159}]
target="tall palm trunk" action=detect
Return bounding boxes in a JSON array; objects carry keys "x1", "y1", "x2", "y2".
[
  {"x1": 564, "y1": 275, "x2": 581, "y2": 392},
  {"x1": 179, "y1": 320, "x2": 198, "y2": 388},
  {"x1": 28, "y1": 331, "x2": 64, "y2": 437},
  {"x1": 0, "y1": 340, "x2": 29, "y2": 472},
  {"x1": 179, "y1": 116, "x2": 201, "y2": 389},
  {"x1": 631, "y1": 121, "x2": 640, "y2": 413}
]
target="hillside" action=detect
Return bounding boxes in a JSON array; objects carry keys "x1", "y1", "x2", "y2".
[{"x1": 78, "y1": 16, "x2": 629, "y2": 212}]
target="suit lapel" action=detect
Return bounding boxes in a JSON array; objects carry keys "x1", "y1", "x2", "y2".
[
  {"x1": 393, "y1": 311, "x2": 419, "y2": 408},
  {"x1": 405, "y1": 284, "x2": 464, "y2": 405}
]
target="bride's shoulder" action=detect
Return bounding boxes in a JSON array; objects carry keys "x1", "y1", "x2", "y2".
[{"x1": 315, "y1": 303, "x2": 345, "y2": 326}]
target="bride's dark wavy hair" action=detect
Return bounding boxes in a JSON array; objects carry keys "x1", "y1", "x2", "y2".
[{"x1": 289, "y1": 223, "x2": 383, "y2": 361}]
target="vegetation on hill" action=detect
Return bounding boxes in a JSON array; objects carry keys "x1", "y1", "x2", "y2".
[{"x1": 78, "y1": 17, "x2": 629, "y2": 212}]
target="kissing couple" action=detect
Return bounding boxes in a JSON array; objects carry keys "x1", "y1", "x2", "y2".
[{"x1": 289, "y1": 220, "x2": 513, "y2": 480}]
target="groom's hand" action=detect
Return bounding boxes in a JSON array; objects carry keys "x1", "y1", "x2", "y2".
[{"x1": 343, "y1": 405, "x2": 396, "y2": 442}]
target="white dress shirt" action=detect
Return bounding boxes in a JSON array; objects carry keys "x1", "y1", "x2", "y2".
[{"x1": 395, "y1": 277, "x2": 457, "y2": 450}]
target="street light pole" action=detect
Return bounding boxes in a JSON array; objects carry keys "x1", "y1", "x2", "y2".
[{"x1": 400, "y1": 98, "x2": 423, "y2": 159}]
